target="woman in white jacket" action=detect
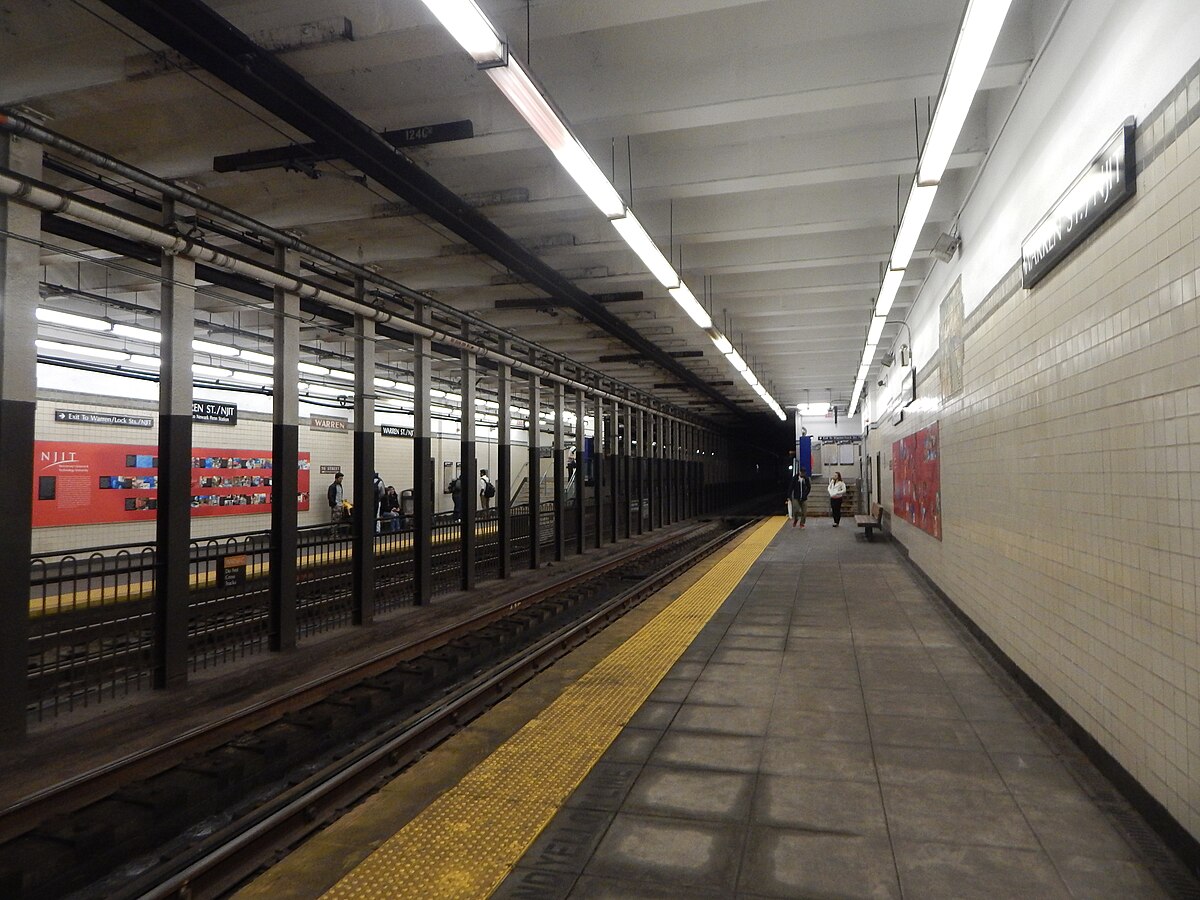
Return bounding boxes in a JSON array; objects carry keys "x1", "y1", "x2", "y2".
[{"x1": 827, "y1": 471, "x2": 847, "y2": 527}]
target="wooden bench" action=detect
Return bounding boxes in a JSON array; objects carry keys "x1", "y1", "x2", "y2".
[{"x1": 855, "y1": 503, "x2": 884, "y2": 540}]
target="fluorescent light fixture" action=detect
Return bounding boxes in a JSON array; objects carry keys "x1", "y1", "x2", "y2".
[
  {"x1": 725, "y1": 349, "x2": 750, "y2": 373},
  {"x1": 867, "y1": 315, "x2": 888, "y2": 346},
  {"x1": 36, "y1": 339, "x2": 128, "y2": 361},
  {"x1": 445, "y1": 393, "x2": 462, "y2": 404},
  {"x1": 127, "y1": 354, "x2": 161, "y2": 369},
  {"x1": 232, "y1": 371, "x2": 274, "y2": 386},
  {"x1": 709, "y1": 331, "x2": 733, "y2": 355},
  {"x1": 298, "y1": 361, "x2": 329, "y2": 376},
  {"x1": 112, "y1": 323, "x2": 161, "y2": 343},
  {"x1": 794, "y1": 403, "x2": 824, "y2": 416},
  {"x1": 304, "y1": 382, "x2": 350, "y2": 398},
  {"x1": 193, "y1": 363, "x2": 232, "y2": 379},
  {"x1": 668, "y1": 283, "x2": 712, "y2": 329},
  {"x1": 918, "y1": 0, "x2": 1015, "y2": 184},
  {"x1": 487, "y1": 58, "x2": 625, "y2": 217},
  {"x1": 610, "y1": 212, "x2": 680, "y2": 289},
  {"x1": 875, "y1": 268, "x2": 906, "y2": 318},
  {"x1": 374, "y1": 377, "x2": 395, "y2": 390},
  {"x1": 396, "y1": 382, "x2": 416, "y2": 394},
  {"x1": 417, "y1": 0, "x2": 505, "y2": 64},
  {"x1": 740, "y1": 368, "x2": 759, "y2": 388},
  {"x1": 431, "y1": 405, "x2": 456, "y2": 417},
  {"x1": 240, "y1": 349, "x2": 274, "y2": 366},
  {"x1": 193, "y1": 339, "x2": 239, "y2": 358},
  {"x1": 890, "y1": 183, "x2": 939, "y2": 269},
  {"x1": 36, "y1": 308, "x2": 112, "y2": 332},
  {"x1": 327, "y1": 369, "x2": 355, "y2": 381}
]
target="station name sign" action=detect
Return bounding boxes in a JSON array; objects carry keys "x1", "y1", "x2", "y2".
[
  {"x1": 1021, "y1": 118, "x2": 1136, "y2": 288},
  {"x1": 192, "y1": 401, "x2": 237, "y2": 425},
  {"x1": 309, "y1": 415, "x2": 348, "y2": 432},
  {"x1": 380, "y1": 425, "x2": 414, "y2": 438}
]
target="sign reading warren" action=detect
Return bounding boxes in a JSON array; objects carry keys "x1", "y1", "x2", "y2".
[{"x1": 1022, "y1": 118, "x2": 1136, "y2": 288}]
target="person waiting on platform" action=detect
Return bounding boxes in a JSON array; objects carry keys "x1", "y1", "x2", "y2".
[
  {"x1": 787, "y1": 468, "x2": 811, "y2": 528},
  {"x1": 479, "y1": 468, "x2": 495, "y2": 510},
  {"x1": 827, "y1": 470, "x2": 847, "y2": 527},
  {"x1": 449, "y1": 474, "x2": 463, "y2": 519},
  {"x1": 327, "y1": 471, "x2": 344, "y2": 525},
  {"x1": 381, "y1": 485, "x2": 400, "y2": 532}
]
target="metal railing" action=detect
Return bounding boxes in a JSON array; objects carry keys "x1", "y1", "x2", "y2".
[{"x1": 24, "y1": 483, "x2": 720, "y2": 722}]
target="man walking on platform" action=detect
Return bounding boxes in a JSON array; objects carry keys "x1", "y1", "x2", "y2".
[{"x1": 787, "y1": 468, "x2": 810, "y2": 528}]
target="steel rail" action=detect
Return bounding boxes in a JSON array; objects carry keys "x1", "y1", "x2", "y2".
[{"x1": 0, "y1": 523, "x2": 711, "y2": 845}]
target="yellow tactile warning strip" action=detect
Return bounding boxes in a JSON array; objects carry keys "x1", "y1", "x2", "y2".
[{"x1": 323, "y1": 516, "x2": 785, "y2": 900}]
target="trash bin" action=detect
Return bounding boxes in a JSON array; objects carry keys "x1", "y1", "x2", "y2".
[{"x1": 400, "y1": 489, "x2": 414, "y2": 517}]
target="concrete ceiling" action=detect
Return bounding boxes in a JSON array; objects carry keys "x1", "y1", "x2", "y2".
[{"x1": 0, "y1": 0, "x2": 1041, "y2": 427}]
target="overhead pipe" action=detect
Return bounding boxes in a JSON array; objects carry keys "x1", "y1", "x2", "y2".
[
  {"x1": 0, "y1": 111, "x2": 710, "y2": 425},
  {"x1": 0, "y1": 167, "x2": 682, "y2": 423}
]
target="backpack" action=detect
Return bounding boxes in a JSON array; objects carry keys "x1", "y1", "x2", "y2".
[
  {"x1": 374, "y1": 477, "x2": 386, "y2": 503},
  {"x1": 483, "y1": 478, "x2": 496, "y2": 499}
]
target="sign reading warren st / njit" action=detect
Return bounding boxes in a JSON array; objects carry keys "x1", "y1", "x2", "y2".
[
  {"x1": 192, "y1": 401, "x2": 237, "y2": 425},
  {"x1": 1021, "y1": 118, "x2": 1137, "y2": 288}
]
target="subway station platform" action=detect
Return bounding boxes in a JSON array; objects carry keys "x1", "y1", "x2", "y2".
[{"x1": 238, "y1": 518, "x2": 1189, "y2": 900}]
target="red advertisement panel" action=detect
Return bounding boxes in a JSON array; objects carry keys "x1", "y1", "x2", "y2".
[
  {"x1": 32, "y1": 441, "x2": 310, "y2": 527},
  {"x1": 892, "y1": 421, "x2": 941, "y2": 540}
]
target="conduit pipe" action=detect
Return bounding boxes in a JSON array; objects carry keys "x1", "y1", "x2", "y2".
[
  {"x1": 0, "y1": 111, "x2": 700, "y2": 424},
  {"x1": 0, "y1": 166, "x2": 677, "y2": 423}
]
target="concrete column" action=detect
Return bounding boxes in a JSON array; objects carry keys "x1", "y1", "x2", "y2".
[
  {"x1": 0, "y1": 133, "x2": 39, "y2": 741},
  {"x1": 269, "y1": 245, "x2": 299, "y2": 651},
  {"x1": 351, "y1": 302, "x2": 376, "y2": 624},
  {"x1": 413, "y1": 303, "x2": 433, "y2": 604},
  {"x1": 460, "y1": 329, "x2": 477, "y2": 590}
]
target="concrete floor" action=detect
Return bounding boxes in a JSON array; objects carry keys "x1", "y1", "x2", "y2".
[{"x1": 493, "y1": 519, "x2": 1192, "y2": 899}]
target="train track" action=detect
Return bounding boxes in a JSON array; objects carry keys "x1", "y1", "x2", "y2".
[{"x1": 0, "y1": 517, "x2": 760, "y2": 899}]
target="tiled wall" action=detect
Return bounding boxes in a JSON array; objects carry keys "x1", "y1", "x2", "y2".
[
  {"x1": 868, "y1": 72, "x2": 1200, "y2": 841},
  {"x1": 31, "y1": 396, "x2": 532, "y2": 555}
]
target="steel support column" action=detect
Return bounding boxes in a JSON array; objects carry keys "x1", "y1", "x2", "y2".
[
  {"x1": 269, "y1": 245, "x2": 299, "y2": 650},
  {"x1": 351, "y1": 303, "x2": 376, "y2": 624},
  {"x1": 413, "y1": 303, "x2": 433, "y2": 604},
  {"x1": 460, "y1": 328, "x2": 477, "y2": 591},
  {"x1": 527, "y1": 352, "x2": 541, "y2": 570},
  {"x1": 0, "y1": 132, "x2": 39, "y2": 741},
  {"x1": 497, "y1": 339, "x2": 512, "y2": 579},
  {"x1": 154, "y1": 198, "x2": 193, "y2": 690},
  {"x1": 574, "y1": 387, "x2": 586, "y2": 555},
  {"x1": 628, "y1": 400, "x2": 638, "y2": 535},
  {"x1": 607, "y1": 397, "x2": 619, "y2": 544},
  {"x1": 592, "y1": 389, "x2": 603, "y2": 549},
  {"x1": 552, "y1": 369, "x2": 565, "y2": 562},
  {"x1": 635, "y1": 408, "x2": 645, "y2": 535}
]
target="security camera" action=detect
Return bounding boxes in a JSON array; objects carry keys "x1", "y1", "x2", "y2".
[{"x1": 877, "y1": 379, "x2": 885, "y2": 387}]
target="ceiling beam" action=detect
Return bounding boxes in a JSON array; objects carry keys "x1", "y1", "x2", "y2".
[{"x1": 99, "y1": 0, "x2": 748, "y2": 421}]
